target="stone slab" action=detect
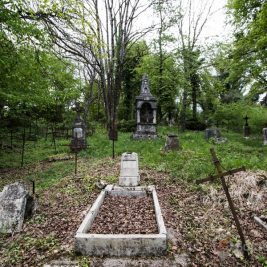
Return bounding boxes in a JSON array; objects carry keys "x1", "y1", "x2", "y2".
[
  {"x1": 0, "y1": 182, "x2": 28, "y2": 233},
  {"x1": 119, "y1": 152, "x2": 140, "y2": 187},
  {"x1": 74, "y1": 185, "x2": 167, "y2": 256},
  {"x1": 205, "y1": 128, "x2": 221, "y2": 140}
]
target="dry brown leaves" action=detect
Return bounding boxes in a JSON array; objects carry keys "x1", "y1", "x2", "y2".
[
  {"x1": 0, "y1": 158, "x2": 267, "y2": 266},
  {"x1": 90, "y1": 195, "x2": 158, "y2": 234}
]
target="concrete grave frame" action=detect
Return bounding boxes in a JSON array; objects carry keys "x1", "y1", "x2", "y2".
[{"x1": 74, "y1": 185, "x2": 167, "y2": 256}]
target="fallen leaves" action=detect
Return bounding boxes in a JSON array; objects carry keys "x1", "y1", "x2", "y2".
[{"x1": 90, "y1": 195, "x2": 158, "y2": 234}]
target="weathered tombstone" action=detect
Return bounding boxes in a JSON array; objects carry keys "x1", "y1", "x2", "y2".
[
  {"x1": 263, "y1": 128, "x2": 267, "y2": 145},
  {"x1": 70, "y1": 103, "x2": 87, "y2": 152},
  {"x1": 119, "y1": 152, "x2": 140, "y2": 186},
  {"x1": 0, "y1": 182, "x2": 35, "y2": 233},
  {"x1": 243, "y1": 115, "x2": 250, "y2": 138},
  {"x1": 133, "y1": 74, "x2": 157, "y2": 139},
  {"x1": 164, "y1": 134, "x2": 180, "y2": 152},
  {"x1": 205, "y1": 127, "x2": 221, "y2": 140}
]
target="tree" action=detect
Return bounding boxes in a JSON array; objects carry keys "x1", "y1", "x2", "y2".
[
  {"x1": 152, "y1": 0, "x2": 178, "y2": 121},
  {"x1": 174, "y1": 0, "x2": 214, "y2": 131},
  {"x1": 15, "y1": 0, "x2": 153, "y2": 132},
  {"x1": 0, "y1": 1, "x2": 80, "y2": 131},
  {"x1": 119, "y1": 41, "x2": 149, "y2": 121},
  {"x1": 227, "y1": 0, "x2": 267, "y2": 99}
]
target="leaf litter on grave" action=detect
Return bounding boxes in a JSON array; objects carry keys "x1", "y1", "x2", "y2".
[{"x1": 0, "y1": 157, "x2": 266, "y2": 266}]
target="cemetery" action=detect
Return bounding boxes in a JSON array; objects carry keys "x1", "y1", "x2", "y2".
[{"x1": 1, "y1": 0, "x2": 267, "y2": 267}]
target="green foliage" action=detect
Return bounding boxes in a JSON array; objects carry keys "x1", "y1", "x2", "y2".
[
  {"x1": 213, "y1": 102, "x2": 267, "y2": 132},
  {"x1": 3, "y1": 235, "x2": 58, "y2": 265},
  {"x1": 26, "y1": 161, "x2": 74, "y2": 190},
  {"x1": 85, "y1": 127, "x2": 267, "y2": 182},
  {"x1": 0, "y1": 136, "x2": 71, "y2": 168},
  {"x1": 258, "y1": 255, "x2": 267, "y2": 267},
  {"x1": 227, "y1": 0, "x2": 267, "y2": 97},
  {"x1": 136, "y1": 53, "x2": 181, "y2": 121},
  {"x1": 118, "y1": 119, "x2": 136, "y2": 132},
  {"x1": 119, "y1": 41, "x2": 150, "y2": 121}
]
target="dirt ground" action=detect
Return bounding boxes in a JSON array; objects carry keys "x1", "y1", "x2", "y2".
[{"x1": 0, "y1": 158, "x2": 266, "y2": 266}]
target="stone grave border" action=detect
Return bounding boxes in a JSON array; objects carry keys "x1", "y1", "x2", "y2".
[{"x1": 74, "y1": 185, "x2": 167, "y2": 256}]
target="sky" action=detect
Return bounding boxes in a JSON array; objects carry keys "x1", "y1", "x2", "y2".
[{"x1": 135, "y1": 0, "x2": 233, "y2": 47}]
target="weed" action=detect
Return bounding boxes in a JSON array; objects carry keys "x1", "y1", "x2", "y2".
[{"x1": 258, "y1": 255, "x2": 267, "y2": 267}]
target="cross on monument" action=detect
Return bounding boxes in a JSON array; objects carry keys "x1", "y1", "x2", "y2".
[
  {"x1": 243, "y1": 115, "x2": 249, "y2": 126},
  {"x1": 196, "y1": 148, "x2": 249, "y2": 260}
]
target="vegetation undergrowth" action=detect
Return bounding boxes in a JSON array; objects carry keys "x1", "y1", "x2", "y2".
[{"x1": 1, "y1": 126, "x2": 266, "y2": 190}]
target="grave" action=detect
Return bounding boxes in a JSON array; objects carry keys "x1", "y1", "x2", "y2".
[
  {"x1": 0, "y1": 182, "x2": 35, "y2": 233},
  {"x1": 133, "y1": 74, "x2": 157, "y2": 140},
  {"x1": 70, "y1": 103, "x2": 87, "y2": 152},
  {"x1": 205, "y1": 127, "x2": 227, "y2": 144},
  {"x1": 205, "y1": 127, "x2": 221, "y2": 140},
  {"x1": 164, "y1": 134, "x2": 180, "y2": 152},
  {"x1": 263, "y1": 128, "x2": 267, "y2": 145},
  {"x1": 75, "y1": 153, "x2": 167, "y2": 257},
  {"x1": 119, "y1": 152, "x2": 140, "y2": 187}
]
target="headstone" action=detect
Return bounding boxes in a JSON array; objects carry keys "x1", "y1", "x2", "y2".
[
  {"x1": 133, "y1": 74, "x2": 157, "y2": 139},
  {"x1": 164, "y1": 134, "x2": 180, "y2": 151},
  {"x1": 119, "y1": 152, "x2": 140, "y2": 187},
  {"x1": 0, "y1": 182, "x2": 34, "y2": 233},
  {"x1": 70, "y1": 103, "x2": 87, "y2": 152},
  {"x1": 205, "y1": 128, "x2": 221, "y2": 140},
  {"x1": 263, "y1": 128, "x2": 267, "y2": 145}
]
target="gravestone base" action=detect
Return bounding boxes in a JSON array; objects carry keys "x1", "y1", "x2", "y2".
[
  {"x1": 75, "y1": 185, "x2": 167, "y2": 256},
  {"x1": 133, "y1": 124, "x2": 157, "y2": 140},
  {"x1": 133, "y1": 133, "x2": 158, "y2": 140}
]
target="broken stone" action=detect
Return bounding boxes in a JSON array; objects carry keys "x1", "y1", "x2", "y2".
[
  {"x1": 205, "y1": 128, "x2": 221, "y2": 140},
  {"x1": 0, "y1": 182, "x2": 35, "y2": 233},
  {"x1": 96, "y1": 180, "x2": 108, "y2": 189}
]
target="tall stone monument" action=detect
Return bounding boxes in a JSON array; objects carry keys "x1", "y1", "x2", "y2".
[{"x1": 133, "y1": 74, "x2": 157, "y2": 139}]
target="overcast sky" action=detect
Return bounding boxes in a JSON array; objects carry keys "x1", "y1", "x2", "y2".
[{"x1": 135, "y1": 0, "x2": 233, "y2": 47}]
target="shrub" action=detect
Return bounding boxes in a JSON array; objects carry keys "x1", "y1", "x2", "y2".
[
  {"x1": 185, "y1": 119, "x2": 207, "y2": 131},
  {"x1": 117, "y1": 119, "x2": 136, "y2": 132}
]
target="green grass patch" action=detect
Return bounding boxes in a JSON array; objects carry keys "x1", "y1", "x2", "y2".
[
  {"x1": 25, "y1": 161, "x2": 74, "y2": 191},
  {"x1": 1, "y1": 126, "x2": 266, "y2": 184}
]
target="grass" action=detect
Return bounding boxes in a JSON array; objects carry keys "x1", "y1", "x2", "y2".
[
  {"x1": 86, "y1": 126, "x2": 267, "y2": 182},
  {"x1": 0, "y1": 126, "x2": 266, "y2": 189}
]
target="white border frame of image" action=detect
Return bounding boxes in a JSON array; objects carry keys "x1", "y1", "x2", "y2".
[{"x1": 74, "y1": 185, "x2": 167, "y2": 256}]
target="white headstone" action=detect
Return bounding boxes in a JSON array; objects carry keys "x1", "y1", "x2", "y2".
[{"x1": 119, "y1": 152, "x2": 140, "y2": 187}]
